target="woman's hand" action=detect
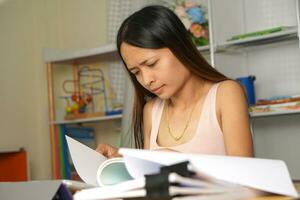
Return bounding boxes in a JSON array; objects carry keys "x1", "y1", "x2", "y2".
[{"x1": 96, "y1": 144, "x2": 121, "y2": 158}]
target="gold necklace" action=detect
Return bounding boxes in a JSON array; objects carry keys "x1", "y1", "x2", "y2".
[{"x1": 166, "y1": 100, "x2": 198, "y2": 141}]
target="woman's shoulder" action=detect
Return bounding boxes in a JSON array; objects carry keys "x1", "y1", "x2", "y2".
[
  {"x1": 216, "y1": 80, "x2": 248, "y2": 108},
  {"x1": 217, "y1": 80, "x2": 245, "y2": 96}
]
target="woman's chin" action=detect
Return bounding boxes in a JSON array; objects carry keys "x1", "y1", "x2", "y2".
[{"x1": 155, "y1": 93, "x2": 170, "y2": 100}]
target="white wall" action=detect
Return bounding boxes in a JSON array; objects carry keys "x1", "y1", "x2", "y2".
[{"x1": 0, "y1": 0, "x2": 107, "y2": 179}]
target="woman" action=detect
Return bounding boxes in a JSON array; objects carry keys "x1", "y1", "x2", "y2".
[{"x1": 97, "y1": 5, "x2": 253, "y2": 158}]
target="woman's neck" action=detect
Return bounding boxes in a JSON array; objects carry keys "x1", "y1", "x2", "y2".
[{"x1": 169, "y1": 76, "x2": 209, "y2": 109}]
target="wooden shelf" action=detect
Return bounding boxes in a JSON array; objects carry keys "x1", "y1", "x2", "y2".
[
  {"x1": 216, "y1": 27, "x2": 298, "y2": 52},
  {"x1": 52, "y1": 114, "x2": 122, "y2": 125}
]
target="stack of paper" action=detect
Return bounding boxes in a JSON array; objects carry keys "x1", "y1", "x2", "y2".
[{"x1": 66, "y1": 136, "x2": 299, "y2": 200}]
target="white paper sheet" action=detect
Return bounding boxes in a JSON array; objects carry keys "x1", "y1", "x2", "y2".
[
  {"x1": 66, "y1": 136, "x2": 106, "y2": 186},
  {"x1": 119, "y1": 148, "x2": 299, "y2": 198}
]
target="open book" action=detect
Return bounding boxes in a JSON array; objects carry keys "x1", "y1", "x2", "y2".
[
  {"x1": 66, "y1": 136, "x2": 299, "y2": 199},
  {"x1": 66, "y1": 136, "x2": 132, "y2": 186}
]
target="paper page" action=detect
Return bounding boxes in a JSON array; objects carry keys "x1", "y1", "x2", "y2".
[
  {"x1": 119, "y1": 148, "x2": 299, "y2": 198},
  {"x1": 74, "y1": 178, "x2": 145, "y2": 200},
  {"x1": 66, "y1": 136, "x2": 106, "y2": 186},
  {"x1": 121, "y1": 153, "x2": 166, "y2": 178},
  {"x1": 75, "y1": 188, "x2": 146, "y2": 200},
  {"x1": 96, "y1": 157, "x2": 132, "y2": 186}
]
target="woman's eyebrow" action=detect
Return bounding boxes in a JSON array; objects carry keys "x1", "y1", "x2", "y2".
[
  {"x1": 138, "y1": 59, "x2": 148, "y2": 65},
  {"x1": 127, "y1": 56, "x2": 157, "y2": 70},
  {"x1": 138, "y1": 56, "x2": 156, "y2": 65}
]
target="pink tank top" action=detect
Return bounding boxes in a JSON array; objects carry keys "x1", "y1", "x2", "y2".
[{"x1": 149, "y1": 83, "x2": 226, "y2": 155}]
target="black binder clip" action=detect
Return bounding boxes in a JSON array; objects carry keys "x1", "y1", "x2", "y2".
[
  {"x1": 145, "y1": 161, "x2": 193, "y2": 200},
  {"x1": 160, "y1": 161, "x2": 194, "y2": 177}
]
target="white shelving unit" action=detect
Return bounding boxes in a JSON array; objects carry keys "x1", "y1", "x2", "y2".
[
  {"x1": 208, "y1": 0, "x2": 300, "y2": 179},
  {"x1": 208, "y1": 0, "x2": 300, "y2": 104}
]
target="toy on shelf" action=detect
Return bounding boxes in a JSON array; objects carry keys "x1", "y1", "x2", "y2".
[
  {"x1": 249, "y1": 95, "x2": 300, "y2": 114},
  {"x1": 61, "y1": 65, "x2": 122, "y2": 120}
]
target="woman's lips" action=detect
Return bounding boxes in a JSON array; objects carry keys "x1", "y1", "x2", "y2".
[{"x1": 151, "y1": 85, "x2": 164, "y2": 93}]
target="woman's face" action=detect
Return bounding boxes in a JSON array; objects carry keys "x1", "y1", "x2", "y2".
[{"x1": 120, "y1": 42, "x2": 191, "y2": 99}]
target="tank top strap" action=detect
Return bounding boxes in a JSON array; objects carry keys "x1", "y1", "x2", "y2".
[
  {"x1": 205, "y1": 83, "x2": 222, "y2": 133},
  {"x1": 209, "y1": 83, "x2": 220, "y2": 106},
  {"x1": 150, "y1": 98, "x2": 165, "y2": 146}
]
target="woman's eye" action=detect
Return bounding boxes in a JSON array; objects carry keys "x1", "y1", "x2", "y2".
[
  {"x1": 133, "y1": 71, "x2": 139, "y2": 75},
  {"x1": 147, "y1": 60, "x2": 157, "y2": 67}
]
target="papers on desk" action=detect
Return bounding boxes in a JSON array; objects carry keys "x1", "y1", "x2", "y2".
[
  {"x1": 66, "y1": 136, "x2": 299, "y2": 200},
  {"x1": 74, "y1": 171, "x2": 261, "y2": 200},
  {"x1": 120, "y1": 148, "x2": 298, "y2": 197}
]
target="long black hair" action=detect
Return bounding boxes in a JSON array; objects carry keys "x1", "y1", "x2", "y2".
[{"x1": 116, "y1": 5, "x2": 228, "y2": 148}]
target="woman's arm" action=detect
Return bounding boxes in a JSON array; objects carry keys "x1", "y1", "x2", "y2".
[
  {"x1": 218, "y1": 80, "x2": 254, "y2": 157},
  {"x1": 96, "y1": 99, "x2": 155, "y2": 157},
  {"x1": 143, "y1": 99, "x2": 155, "y2": 149}
]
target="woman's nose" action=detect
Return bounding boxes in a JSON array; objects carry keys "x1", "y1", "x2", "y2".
[{"x1": 141, "y1": 69, "x2": 155, "y2": 87}]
